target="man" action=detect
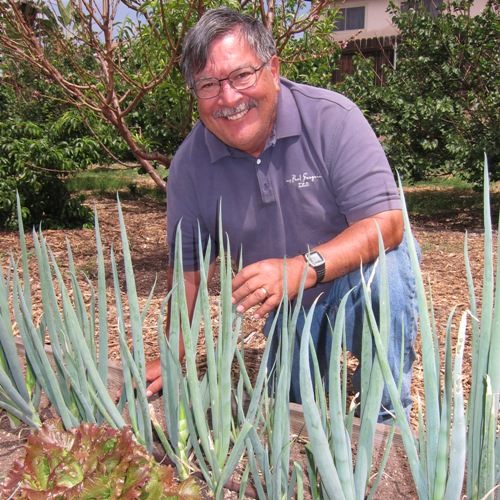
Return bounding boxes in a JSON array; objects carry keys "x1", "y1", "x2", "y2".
[{"x1": 145, "y1": 7, "x2": 419, "y2": 422}]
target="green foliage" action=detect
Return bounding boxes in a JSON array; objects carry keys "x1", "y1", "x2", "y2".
[
  {"x1": 128, "y1": 77, "x2": 193, "y2": 155},
  {"x1": 1, "y1": 58, "x2": 71, "y2": 126},
  {"x1": 0, "y1": 68, "x2": 134, "y2": 229},
  {"x1": 0, "y1": 115, "x2": 94, "y2": 230},
  {"x1": 109, "y1": 9, "x2": 196, "y2": 155},
  {"x1": 0, "y1": 85, "x2": 17, "y2": 123},
  {"x1": 52, "y1": 108, "x2": 133, "y2": 163},
  {"x1": 278, "y1": 6, "x2": 341, "y2": 89},
  {"x1": 338, "y1": 0, "x2": 500, "y2": 184},
  {"x1": 0, "y1": 418, "x2": 199, "y2": 499}
]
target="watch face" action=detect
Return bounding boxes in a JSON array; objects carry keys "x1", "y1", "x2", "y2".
[{"x1": 308, "y1": 251, "x2": 325, "y2": 266}]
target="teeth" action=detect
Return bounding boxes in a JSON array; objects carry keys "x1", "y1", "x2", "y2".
[{"x1": 225, "y1": 108, "x2": 249, "y2": 121}]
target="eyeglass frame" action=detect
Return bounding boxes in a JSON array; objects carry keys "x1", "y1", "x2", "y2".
[{"x1": 190, "y1": 60, "x2": 269, "y2": 99}]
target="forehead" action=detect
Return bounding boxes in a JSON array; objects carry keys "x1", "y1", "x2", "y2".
[{"x1": 197, "y1": 33, "x2": 259, "y2": 78}]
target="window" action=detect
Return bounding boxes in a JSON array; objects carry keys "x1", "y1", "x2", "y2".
[{"x1": 335, "y1": 6, "x2": 365, "y2": 31}]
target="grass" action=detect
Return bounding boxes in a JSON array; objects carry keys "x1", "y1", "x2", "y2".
[
  {"x1": 402, "y1": 176, "x2": 500, "y2": 227},
  {"x1": 403, "y1": 175, "x2": 473, "y2": 190},
  {"x1": 65, "y1": 165, "x2": 167, "y2": 203}
]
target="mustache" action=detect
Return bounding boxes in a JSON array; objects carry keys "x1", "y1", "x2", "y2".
[{"x1": 213, "y1": 99, "x2": 257, "y2": 118}]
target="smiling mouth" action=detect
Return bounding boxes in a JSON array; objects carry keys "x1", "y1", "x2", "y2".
[
  {"x1": 214, "y1": 100, "x2": 257, "y2": 121},
  {"x1": 225, "y1": 108, "x2": 249, "y2": 121}
]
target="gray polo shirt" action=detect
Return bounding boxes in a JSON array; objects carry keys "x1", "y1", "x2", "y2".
[{"x1": 167, "y1": 78, "x2": 400, "y2": 306}]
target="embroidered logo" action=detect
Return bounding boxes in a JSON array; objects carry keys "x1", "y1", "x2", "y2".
[{"x1": 285, "y1": 172, "x2": 323, "y2": 189}]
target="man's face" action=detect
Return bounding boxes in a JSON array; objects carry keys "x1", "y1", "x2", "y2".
[{"x1": 194, "y1": 32, "x2": 280, "y2": 158}]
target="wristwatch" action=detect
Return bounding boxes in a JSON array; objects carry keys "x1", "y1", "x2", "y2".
[{"x1": 303, "y1": 250, "x2": 326, "y2": 286}]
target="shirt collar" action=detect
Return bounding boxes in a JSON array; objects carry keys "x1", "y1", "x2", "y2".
[
  {"x1": 205, "y1": 77, "x2": 302, "y2": 163},
  {"x1": 274, "y1": 78, "x2": 302, "y2": 140}
]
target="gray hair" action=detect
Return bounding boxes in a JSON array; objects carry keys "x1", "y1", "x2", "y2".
[{"x1": 180, "y1": 7, "x2": 277, "y2": 89}]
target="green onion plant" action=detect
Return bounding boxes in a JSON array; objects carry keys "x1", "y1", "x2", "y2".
[
  {"x1": 1, "y1": 153, "x2": 498, "y2": 498},
  {"x1": 156, "y1": 220, "x2": 252, "y2": 496},
  {"x1": 0, "y1": 195, "x2": 155, "y2": 448},
  {"x1": 158, "y1": 206, "x2": 306, "y2": 497},
  {"x1": 300, "y1": 156, "x2": 498, "y2": 499},
  {"x1": 392, "y1": 156, "x2": 499, "y2": 499},
  {"x1": 463, "y1": 156, "x2": 499, "y2": 499},
  {"x1": 358, "y1": 156, "x2": 498, "y2": 499},
  {"x1": 238, "y1": 260, "x2": 307, "y2": 499},
  {"x1": 298, "y1": 231, "x2": 397, "y2": 499}
]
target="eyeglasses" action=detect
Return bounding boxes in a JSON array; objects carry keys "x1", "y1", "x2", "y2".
[{"x1": 191, "y1": 61, "x2": 268, "y2": 99}]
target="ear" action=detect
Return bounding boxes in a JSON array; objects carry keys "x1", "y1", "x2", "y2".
[{"x1": 269, "y1": 55, "x2": 281, "y2": 90}]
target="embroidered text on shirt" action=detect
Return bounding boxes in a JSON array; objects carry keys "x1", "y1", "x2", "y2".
[{"x1": 285, "y1": 172, "x2": 323, "y2": 189}]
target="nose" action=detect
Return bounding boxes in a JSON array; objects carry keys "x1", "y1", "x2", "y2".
[{"x1": 217, "y1": 79, "x2": 241, "y2": 103}]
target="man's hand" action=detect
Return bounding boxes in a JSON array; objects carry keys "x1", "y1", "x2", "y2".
[
  {"x1": 230, "y1": 210, "x2": 405, "y2": 320},
  {"x1": 231, "y1": 256, "x2": 311, "y2": 318},
  {"x1": 145, "y1": 357, "x2": 163, "y2": 397}
]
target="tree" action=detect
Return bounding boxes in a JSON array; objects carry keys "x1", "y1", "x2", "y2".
[
  {"x1": 0, "y1": 0, "x2": 341, "y2": 193},
  {"x1": 338, "y1": 0, "x2": 500, "y2": 184}
]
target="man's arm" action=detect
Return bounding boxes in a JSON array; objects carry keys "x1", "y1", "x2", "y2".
[
  {"x1": 231, "y1": 209, "x2": 404, "y2": 319},
  {"x1": 145, "y1": 261, "x2": 216, "y2": 397}
]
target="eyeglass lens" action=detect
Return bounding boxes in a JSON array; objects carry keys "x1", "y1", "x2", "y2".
[{"x1": 194, "y1": 63, "x2": 265, "y2": 99}]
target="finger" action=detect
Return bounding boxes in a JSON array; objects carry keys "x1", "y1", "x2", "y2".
[
  {"x1": 235, "y1": 285, "x2": 270, "y2": 313},
  {"x1": 232, "y1": 263, "x2": 258, "y2": 288},
  {"x1": 231, "y1": 268, "x2": 259, "y2": 304},
  {"x1": 145, "y1": 358, "x2": 162, "y2": 381},
  {"x1": 252, "y1": 295, "x2": 281, "y2": 319},
  {"x1": 146, "y1": 376, "x2": 163, "y2": 398},
  {"x1": 232, "y1": 278, "x2": 265, "y2": 306},
  {"x1": 115, "y1": 385, "x2": 123, "y2": 402}
]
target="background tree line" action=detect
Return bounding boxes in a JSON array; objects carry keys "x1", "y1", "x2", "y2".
[
  {"x1": 338, "y1": 0, "x2": 499, "y2": 186},
  {"x1": 0, "y1": 0, "x2": 498, "y2": 229}
]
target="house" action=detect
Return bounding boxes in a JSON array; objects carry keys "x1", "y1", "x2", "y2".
[
  {"x1": 331, "y1": 0, "x2": 489, "y2": 42},
  {"x1": 331, "y1": 0, "x2": 490, "y2": 83}
]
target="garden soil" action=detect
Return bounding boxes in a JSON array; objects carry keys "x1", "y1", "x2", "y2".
[{"x1": 0, "y1": 184, "x2": 497, "y2": 498}]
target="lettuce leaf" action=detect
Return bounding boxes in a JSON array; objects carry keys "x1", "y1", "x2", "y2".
[{"x1": 1, "y1": 418, "x2": 200, "y2": 499}]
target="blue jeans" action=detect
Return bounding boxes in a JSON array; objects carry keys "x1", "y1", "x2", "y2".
[{"x1": 264, "y1": 234, "x2": 420, "y2": 423}]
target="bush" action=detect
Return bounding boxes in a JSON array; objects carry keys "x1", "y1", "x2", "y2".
[
  {"x1": 0, "y1": 117, "x2": 94, "y2": 230},
  {"x1": 339, "y1": 0, "x2": 500, "y2": 184},
  {"x1": 0, "y1": 66, "x2": 133, "y2": 230}
]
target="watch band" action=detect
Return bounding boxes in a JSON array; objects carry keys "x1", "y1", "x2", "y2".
[{"x1": 303, "y1": 250, "x2": 326, "y2": 286}]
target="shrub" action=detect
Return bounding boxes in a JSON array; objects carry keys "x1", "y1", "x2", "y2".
[
  {"x1": 0, "y1": 117, "x2": 94, "y2": 230},
  {"x1": 339, "y1": 0, "x2": 500, "y2": 184}
]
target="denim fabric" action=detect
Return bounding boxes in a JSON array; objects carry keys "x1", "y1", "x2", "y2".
[{"x1": 264, "y1": 233, "x2": 420, "y2": 424}]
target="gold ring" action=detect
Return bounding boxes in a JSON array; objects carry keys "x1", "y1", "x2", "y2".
[{"x1": 260, "y1": 287, "x2": 268, "y2": 296}]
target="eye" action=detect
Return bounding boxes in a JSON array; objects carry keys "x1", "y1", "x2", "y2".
[
  {"x1": 232, "y1": 69, "x2": 254, "y2": 82},
  {"x1": 196, "y1": 79, "x2": 218, "y2": 92}
]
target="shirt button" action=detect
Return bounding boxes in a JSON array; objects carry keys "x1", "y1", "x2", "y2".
[{"x1": 256, "y1": 159, "x2": 261, "y2": 165}]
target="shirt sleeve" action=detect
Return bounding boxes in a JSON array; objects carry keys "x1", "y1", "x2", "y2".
[{"x1": 327, "y1": 105, "x2": 401, "y2": 224}]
